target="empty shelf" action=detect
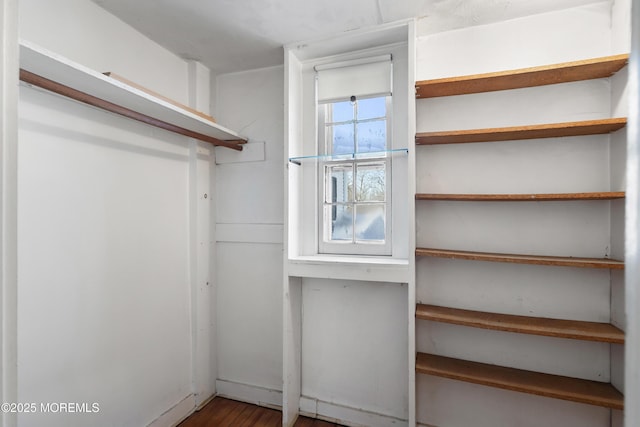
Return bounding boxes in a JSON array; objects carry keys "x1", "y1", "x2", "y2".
[
  {"x1": 415, "y1": 192, "x2": 626, "y2": 201},
  {"x1": 415, "y1": 54, "x2": 629, "y2": 98},
  {"x1": 19, "y1": 41, "x2": 246, "y2": 150},
  {"x1": 415, "y1": 248, "x2": 624, "y2": 269},
  {"x1": 415, "y1": 118, "x2": 627, "y2": 145},
  {"x1": 416, "y1": 304, "x2": 624, "y2": 344},
  {"x1": 416, "y1": 353, "x2": 624, "y2": 409}
]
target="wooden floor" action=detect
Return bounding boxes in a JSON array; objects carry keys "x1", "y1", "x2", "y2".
[{"x1": 178, "y1": 397, "x2": 343, "y2": 427}]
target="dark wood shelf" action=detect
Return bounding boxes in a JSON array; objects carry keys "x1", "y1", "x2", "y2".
[
  {"x1": 416, "y1": 54, "x2": 629, "y2": 98},
  {"x1": 416, "y1": 353, "x2": 624, "y2": 409},
  {"x1": 415, "y1": 118, "x2": 627, "y2": 145},
  {"x1": 415, "y1": 192, "x2": 625, "y2": 201},
  {"x1": 416, "y1": 304, "x2": 624, "y2": 344},
  {"x1": 415, "y1": 248, "x2": 624, "y2": 269}
]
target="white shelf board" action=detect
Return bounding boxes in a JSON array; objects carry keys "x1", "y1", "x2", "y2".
[
  {"x1": 19, "y1": 40, "x2": 246, "y2": 143},
  {"x1": 288, "y1": 255, "x2": 410, "y2": 283}
]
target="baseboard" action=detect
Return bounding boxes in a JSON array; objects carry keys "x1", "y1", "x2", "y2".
[
  {"x1": 214, "y1": 380, "x2": 408, "y2": 427},
  {"x1": 215, "y1": 379, "x2": 283, "y2": 410},
  {"x1": 146, "y1": 394, "x2": 196, "y2": 427},
  {"x1": 299, "y1": 396, "x2": 408, "y2": 427},
  {"x1": 195, "y1": 392, "x2": 217, "y2": 411}
]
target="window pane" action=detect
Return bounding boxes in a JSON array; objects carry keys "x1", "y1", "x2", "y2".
[
  {"x1": 356, "y1": 120, "x2": 386, "y2": 153},
  {"x1": 355, "y1": 204, "x2": 385, "y2": 241},
  {"x1": 329, "y1": 123, "x2": 354, "y2": 155},
  {"x1": 326, "y1": 204, "x2": 353, "y2": 241},
  {"x1": 330, "y1": 101, "x2": 354, "y2": 123},
  {"x1": 325, "y1": 164, "x2": 353, "y2": 203},
  {"x1": 357, "y1": 97, "x2": 386, "y2": 120},
  {"x1": 355, "y1": 163, "x2": 385, "y2": 201}
]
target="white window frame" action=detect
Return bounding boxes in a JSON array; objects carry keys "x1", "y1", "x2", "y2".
[{"x1": 317, "y1": 95, "x2": 393, "y2": 255}]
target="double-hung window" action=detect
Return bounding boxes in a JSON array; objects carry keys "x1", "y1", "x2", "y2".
[{"x1": 316, "y1": 55, "x2": 393, "y2": 255}]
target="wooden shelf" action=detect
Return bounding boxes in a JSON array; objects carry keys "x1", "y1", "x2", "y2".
[
  {"x1": 416, "y1": 54, "x2": 629, "y2": 98},
  {"x1": 416, "y1": 353, "x2": 624, "y2": 409},
  {"x1": 416, "y1": 192, "x2": 625, "y2": 201},
  {"x1": 416, "y1": 304, "x2": 624, "y2": 343},
  {"x1": 19, "y1": 41, "x2": 246, "y2": 150},
  {"x1": 416, "y1": 118, "x2": 627, "y2": 145},
  {"x1": 415, "y1": 248, "x2": 624, "y2": 269}
]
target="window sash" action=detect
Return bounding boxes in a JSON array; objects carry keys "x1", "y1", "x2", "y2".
[{"x1": 317, "y1": 97, "x2": 392, "y2": 256}]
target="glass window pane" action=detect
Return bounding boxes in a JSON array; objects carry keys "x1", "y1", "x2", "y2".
[
  {"x1": 330, "y1": 101, "x2": 354, "y2": 123},
  {"x1": 356, "y1": 120, "x2": 386, "y2": 153},
  {"x1": 355, "y1": 163, "x2": 385, "y2": 202},
  {"x1": 325, "y1": 164, "x2": 353, "y2": 203},
  {"x1": 326, "y1": 204, "x2": 353, "y2": 241},
  {"x1": 329, "y1": 123, "x2": 354, "y2": 155},
  {"x1": 357, "y1": 97, "x2": 386, "y2": 120},
  {"x1": 355, "y1": 204, "x2": 385, "y2": 241}
]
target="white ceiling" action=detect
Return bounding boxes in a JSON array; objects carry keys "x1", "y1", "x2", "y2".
[{"x1": 92, "y1": 0, "x2": 606, "y2": 74}]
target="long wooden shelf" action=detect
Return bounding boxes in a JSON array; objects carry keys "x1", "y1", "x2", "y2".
[
  {"x1": 416, "y1": 353, "x2": 624, "y2": 409},
  {"x1": 416, "y1": 118, "x2": 627, "y2": 145},
  {"x1": 19, "y1": 41, "x2": 246, "y2": 150},
  {"x1": 416, "y1": 54, "x2": 629, "y2": 98},
  {"x1": 415, "y1": 192, "x2": 625, "y2": 201},
  {"x1": 415, "y1": 248, "x2": 624, "y2": 269},
  {"x1": 416, "y1": 304, "x2": 624, "y2": 343}
]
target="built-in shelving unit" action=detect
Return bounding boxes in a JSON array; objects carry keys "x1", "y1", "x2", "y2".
[
  {"x1": 415, "y1": 54, "x2": 629, "y2": 98},
  {"x1": 415, "y1": 248, "x2": 625, "y2": 269},
  {"x1": 416, "y1": 304, "x2": 624, "y2": 343},
  {"x1": 415, "y1": 118, "x2": 627, "y2": 145},
  {"x1": 19, "y1": 41, "x2": 247, "y2": 150},
  {"x1": 414, "y1": 53, "x2": 628, "y2": 420},
  {"x1": 416, "y1": 192, "x2": 625, "y2": 201},
  {"x1": 416, "y1": 353, "x2": 624, "y2": 410}
]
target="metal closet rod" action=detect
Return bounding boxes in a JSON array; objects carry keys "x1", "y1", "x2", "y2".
[{"x1": 19, "y1": 69, "x2": 245, "y2": 151}]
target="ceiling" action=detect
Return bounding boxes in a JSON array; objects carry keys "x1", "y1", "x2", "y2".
[{"x1": 92, "y1": 0, "x2": 606, "y2": 74}]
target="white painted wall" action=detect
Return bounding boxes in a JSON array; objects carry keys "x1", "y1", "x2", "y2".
[
  {"x1": 609, "y1": 4, "x2": 631, "y2": 426},
  {"x1": 1, "y1": 0, "x2": 20, "y2": 426},
  {"x1": 213, "y1": 66, "x2": 285, "y2": 398},
  {"x1": 416, "y1": 2, "x2": 626, "y2": 426},
  {"x1": 19, "y1": 0, "x2": 189, "y2": 104},
  {"x1": 300, "y1": 279, "x2": 408, "y2": 421},
  {"x1": 17, "y1": 0, "x2": 215, "y2": 426}
]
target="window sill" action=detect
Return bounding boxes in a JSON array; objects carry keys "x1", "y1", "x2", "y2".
[{"x1": 287, "y1": 255, "x2": 410, "y2": 283}]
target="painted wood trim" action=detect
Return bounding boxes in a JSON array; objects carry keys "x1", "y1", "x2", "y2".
[
  {"x1": 415, "y1": 118, "x2": 627, "y2": 145},
  {"x1": 416, "y1": 353, "x2": 624, "y2": 409},
  {"x1": 416, "y1": 54, "x2": 629, "y2": 98},
  {"x1": 416, "y1": 304, "x2": 625, "y2": 343},
  {"x1": 1, "y1": 0, "x2": 19, "y2": 425},
  {"x1": 625, "y1": 0, "x2": 640, "y2": 420},
  {"x1": 147, "y1": 394, "x2": 196, "y2": 427},
  {"x1": 415, "y1": 192, "x2": 626, "y2": 201},
  {"x1": 415, "y1": 248, "x2": 625, "y2": 269}
]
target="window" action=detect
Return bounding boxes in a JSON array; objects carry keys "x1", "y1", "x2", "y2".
[{"x1": 316, "y1": 56, "x2": 393, "y2": 255}]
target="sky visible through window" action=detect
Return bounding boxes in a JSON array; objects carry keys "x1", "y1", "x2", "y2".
[{"x1": 329, "y1": 97, "x2": 386, "y2": 155}]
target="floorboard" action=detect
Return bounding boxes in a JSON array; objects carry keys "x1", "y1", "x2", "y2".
[{"x1": 178, "y1": 397, "x2": 343, "y2": 427}]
